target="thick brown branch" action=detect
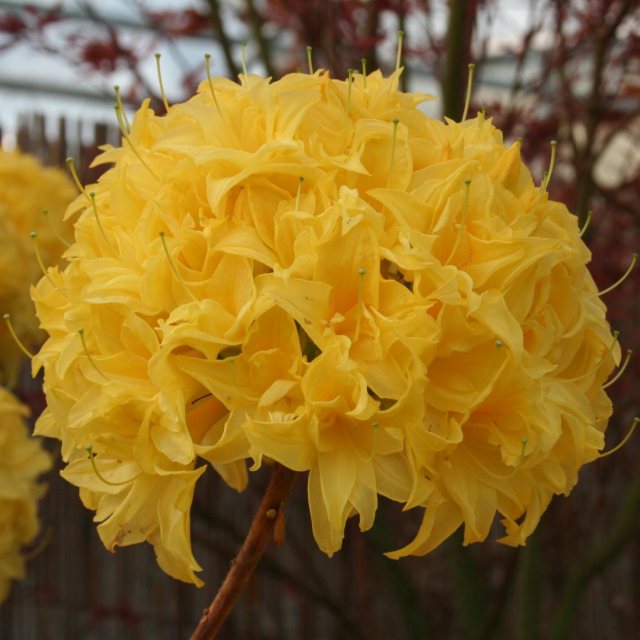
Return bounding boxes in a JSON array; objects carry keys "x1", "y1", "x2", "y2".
[{"x1": 190, "y1": 465, "x2": 297, "y2": 640}]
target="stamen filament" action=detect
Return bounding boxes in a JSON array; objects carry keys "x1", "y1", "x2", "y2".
[
  {"x1": 446, "y1": 179, "x2": 472, "y2": 263},
  {"x1": 542, "y1": 140, "x2": 557, "y2": 191},
  {"x1": 159, "y1": 232, "x2": 198, "y2": 302},
  {"x1": 580, "y1": 210, "x2": 593, "y2": 238},
  {"x1": 306, "y1": 46, "x2": 314, "y2": 74},
  {"x1": 395, "y1": 30, "x2": 404, "y2": 71},
  {"x1": 345, "y1": 68, "x2": 354, "y2": 118},
  {"x1": 567, "y1": 330, "x2": 619, "y2": 382},
  {"x1": 603, "y1": 349, "x2": 632, "y2": 389},
  {"x1": 599, "y1": 417, "x2": 639, "y2": 459},
  {"x1": 113, "y1": 85, "x2": 130, "y2": 132},
  {"x1": 114, "y1": 104, "x2": 160, "y2": 181},
  {"x1": 85, "y1": 445, "x2": 133, "y2": 486},
  {"x1": 43, "y1": 209, "x2": 71, "y2": 247},
  {"x1": 361, "y1": 58, "x2": 367, "y2": 88},
  {"x1": 89, "y1": 192, "x2": 108, "y2": 240},
  {"x1": 154, "y1": 53, "x2": 170, "y2": 113},
  {"x1": 78, "y1": 328, "x2": 108, "y2": 380},
  {"x1": 462, "y1": 63, "x2": 476, "y2": 122},
  {"x1": 467, "y1": 437, "x2": 528, "y2": 481},
  {"x1": 3, "y1": 314, "x2": 34, "y2": 359},
  {"x1": 598, "y1": 252, "x2": 638, "y2": 296},
  {"x1": 295, "y1": 176, "x2": 304, "y2": 211},
  {"x1": 30, "y1": 231, "x2": 54, "y2": 285},
  {"x1": 65, "y1": 157, "x2": 91, "y2": 203},
  {"x1": 355, "y1": 267, "x2": 366, "y2": 341},
  {"x1": 387, "y1": 118, "x2": 400, "y2": 187},
  {"x1": 204, "y1": 54, "x2": 224, "y2": 117},
  {"x1": 241, "y1": 43, "x2": 248, "y2": 78}
]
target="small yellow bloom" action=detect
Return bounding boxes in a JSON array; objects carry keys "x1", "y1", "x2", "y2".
[
  {"x1": 32, "y1": 69, "x2": 618, "y2": 584},
  {"x1": 0, "y1": 387, "x2": 52, "y2": 602},
  {"x1": 0, "y1": 150, "x2": 74, "y2": 385}
]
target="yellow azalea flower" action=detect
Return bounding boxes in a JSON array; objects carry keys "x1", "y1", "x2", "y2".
[
  {"x1": 0, "y1": 150, "x2": 75, "y2": 386},
  {"x1": 0, "y1": 387, "x2": 52, "y2": 602},
  {"x1": 31, "y1": 68, "x2": 619, "y2": 585}
]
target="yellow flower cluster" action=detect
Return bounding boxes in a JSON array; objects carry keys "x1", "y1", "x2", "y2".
[
  {"x1": 0, "y1": 150, "x2": 75, "y2": 385},
  {"x1": 31, "y1": 70, "x2": 618, "y2": 585},
  {"x1": 0, "y1": 387, "x2": 51, "y2": 602}
]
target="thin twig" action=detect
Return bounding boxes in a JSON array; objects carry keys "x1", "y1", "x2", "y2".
[{"x1": 190, "y1": 465, "x2": 296, "y2": 640}]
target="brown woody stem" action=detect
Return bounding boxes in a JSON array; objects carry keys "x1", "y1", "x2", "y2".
[{"x1": 190, "y1": 464, "x2": 297, "y2": 640}]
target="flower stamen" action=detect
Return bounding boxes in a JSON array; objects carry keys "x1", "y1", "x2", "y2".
[
  {"x1": 295, "y1": 176, "x2": 304, "y2": 211},
  {"x1": 65, "y1": 157, "x2": 91, "y2": 203},
  {"x1": 159, "y1": 231, "x2": 198, "y2": 302},
  {"x1": 395, "y1": 30, "x2": 404, "y2": 71},
  {"x1": 387, "y1": 118, "x2": 400, "y2": 187},
  {"x1": 89, "y1": 191, "x2": 108, "y2": 240},
  {"x1": 114, "y1": 85, "x2": 131, "y2": 131},
  {"x1": 85, "y1": 445, "x2": 134, "y2": 486},
  {"x1": 204, "y1": 54, "x2": 224, "y2": 118},
  {"x1": 2, "y1": 314, "x2": 34, "y2": 359},
  {"x1": 114, "y1": 104, "x2": 160, "y2": 181},
  {"x1": 542, "y1": 140, "x2": 557, "y2": 191},
  {"x1": 598, "y1": 253, "x2": 638, "y2": 297},
  {"x1": 43, "y1": 208, "x2": 71, "y2": 247},
  {"x1": 154, "y1": 53, "x2": 170, "y2": 113},
  {"x1": 30, "y1": 231, "x2": 55, "y2": 285},
  {"x1": 566, "y1": 330, "x2": 619, "y2": 382},
  {"x1": 361, "y1": 58, "x2": 367, "y2": 87},
  {"x1": 355, "y1": 267, "x2": 366, "y2": 341},
  {"x1": 462, "y1": 63, "x2": 476, "y2": 122},
  {"x1": 580, "y1": 210, "x2": 593, "y2": 238},
  {"x1": 599, "y1": 417, "x2": 639, "y2": 459},
  {"x1": 603, "y1": 349, "x2": 632, "y2": 389},
  {"x1": 306, "y1": 46, "x2": 314, "y2": 74},
  {"x1": 78, "y1": 328, "x2": 108, "y2": 380}
]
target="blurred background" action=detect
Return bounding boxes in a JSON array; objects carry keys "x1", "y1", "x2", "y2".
[{"x1": 0, "y1": 0, "x2": 639, "y2": 638}]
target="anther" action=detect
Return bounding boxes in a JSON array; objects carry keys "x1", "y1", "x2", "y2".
[
  {"x1": 599, "y1": 417, "x2": 639, "y2": 459},
  {"x1": 598, "y1": 253, "x2": 638, "y2": 297},
  {"x1": 78, "y1": 328, "x2": 108, "y2": 380},
  {"x1": 159, "y1": 232, "x2": 198, "y2": 302},
  {"x1": 542, "y1": 140, "x2": 557, "y2": 191},
  {"x1": 43, "y1": 209, "x2": 71, "y2": 247},
  {"x1": 65, "y1": 157, "x2": 91, "y2": 203},
  {"x1": 462, "y1": 63, "x2": 476, "y2": 122},
  {"x1": 603, "y1": 349, "x2": 632, "y2": 389},
  {"x1": 85, "y1": 445, "x2": 131, "y2": 486},
  {"x1": 579, "y1": 210, "x2": 592, "y2": 238},
  {"x1": 30, "y1": 231, "x2": 54, "y2": 285},
  {"x1": 3, "y1": 314, "x2": 34, "y2": 359},
  {"x1": 395, "y1": 30, "x2": 404, "y2": 72},
  {"x1": 306, "y1": 46, "x2": 314, "y2": 74},
  {"x1": 154, "y1": 53, "x2": 170, "y2": 113},
  {"x1": 265, "y1": 508, "x2": 277, "y2": 520}
]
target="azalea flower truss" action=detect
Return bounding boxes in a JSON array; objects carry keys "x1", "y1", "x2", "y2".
[
  {"x1": 0, "y1": 150, "x2": 75, "y2": 386},
  {"x1": 0, "y1": 387, "x2": 51, "y2": 603},
  {"x1": 31, "y1": 69, "x2": 619, "y2": 586}
]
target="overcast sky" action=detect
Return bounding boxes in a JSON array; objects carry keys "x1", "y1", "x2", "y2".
[{"x1": 0, "y1": 0, "x2": 543, "y2": 146}]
